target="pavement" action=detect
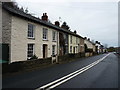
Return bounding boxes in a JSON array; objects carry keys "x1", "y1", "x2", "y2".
[{"x1": 2, "y1": 52, "x2": 118, "y2": 89}]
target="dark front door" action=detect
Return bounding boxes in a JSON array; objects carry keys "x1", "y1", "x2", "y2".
[
  {"x1": 1, "y1": 44, "x2": 9, "y2": 62},
  {"x1": 43, "y1": 44, "x2": 47, "y2": 58},
  {"x1": 73, "y1": 47, "x2": 75, "y2": 54}
]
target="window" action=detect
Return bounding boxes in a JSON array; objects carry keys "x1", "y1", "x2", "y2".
[
  {"x1": 43, "y1": 28, "x2": 48, "y2": 40},
  {"x1": 28, "y1": 24, "x2": 35, "y2": 38},
  {"x1": 27, "y1": 44, "x2": 34, "y2": 59},
  {"x1": 52, "y1": 31, "x2": 56, "y2": 41},
  {"x1": 70, "y1": 35, "x2": 72, "y2": 44},
  {"x1": 70, "y1": 46, "x2": 72, "y2": 53},
  {"x1": 52, "y1": 45, "x2": 56, "y2": 55},
  {"x1": 76, "y1": 46, "x2": 78, "y2": 53}
]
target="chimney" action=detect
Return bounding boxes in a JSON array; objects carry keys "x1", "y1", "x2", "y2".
[
  {"x1": 84, "y1": 37, "x2": 87, "y2": 39},
  {"x1": 88, "y1": 38, "x2": 90, "y2": 41},
  {"x1": 61, "y1": 22, "x2": 70, "y2": 30},
  {"x1": 41, "y1": 13, "x2": 48, "y2": 21},
  {"x1": 74, "y1": 30, "x2": 77, "y2": 34},
  {"x1": 96, "y1": 41, "x2": 98, "y2": 43},
  {"x1": 55, "y1": 21, "x2": 60, "y2": 27}
]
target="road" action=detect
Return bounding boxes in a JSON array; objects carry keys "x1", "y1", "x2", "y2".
[{"x1": 2, "y1": 53, "x2": 118, "y2": 89}]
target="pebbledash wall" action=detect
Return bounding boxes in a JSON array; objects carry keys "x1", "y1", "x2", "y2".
[{"x1": 10, "y1": 16, "x2": 58, "y2": 63}]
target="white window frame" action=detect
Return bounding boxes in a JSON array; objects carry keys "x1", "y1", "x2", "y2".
[
  {"x1": 28, "y1": 23, "x2": 35, "y2": 39},
  {"x1": 27, "y1": 44, "x2": 34, "y2": 59},
  {"x1": 43, "y1": 28, "x2": 48, "y2": 40},
  {"x1": 52, "y1": 45, "x2": 56, "y2": 56},
  {"x1": 52, "y1": 31, "x2": 56, "y2": 41}
]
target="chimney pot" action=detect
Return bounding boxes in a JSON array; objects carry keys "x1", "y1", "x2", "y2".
[
  {"x1": 88, "y1": 38, "x2": 90, "y2": 41},
  {"x1": 41, "y1": 13, "x2": 48, "y2": 21},
  {"x1": 74, "y1": 30, "x2": 77, "y2": 34},
  {"x1": 55, "y1": 21, "x2": 60, "y2": 27}
]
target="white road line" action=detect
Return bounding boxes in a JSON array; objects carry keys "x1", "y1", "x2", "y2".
[
  {"x1": 47, "y1": 62, "x2": 98, "y2": 89},
  {"x1": 35, "y1": 53, "x2": 110, "y2": 90},
  {"x1": 37, "y1": 60, "x2": 98, "y2": 89}
]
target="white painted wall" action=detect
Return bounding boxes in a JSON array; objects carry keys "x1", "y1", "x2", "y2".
[
  {"x1": 68, "y1": 35, "x2": 79, "y2": 54},
  {"x1": 95, "y1": 43, "x2": 101, "y2": 53},
  {"x1": 84, "y1": 39, "x2": 93, "y2": 49},
  {"x1": 11, "y1": 16, "x2": 58, "y2": 63}
]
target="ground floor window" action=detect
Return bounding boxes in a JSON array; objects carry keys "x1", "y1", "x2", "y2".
[
  {"x1": 27, "y1": 44, "x2": 34, "y2": 59},
  {"x1": 76, "y1": 46, "x2": 78, "y2": 53},
  {"x1": 52, "y1": 45, "x2": 56, "y2": 56}
]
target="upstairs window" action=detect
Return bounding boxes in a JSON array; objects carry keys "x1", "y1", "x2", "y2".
[
  {"x1": 43, "y1": 28, "x2": 48, "y2": 40},
  {"x1": 28, "y1": 24, "x2": 35, "y2": 38},
  {"x1": 70, "y1": 35, "x2": 72, "y2": 44},
  {"x1": 52, "y1": 31, "x2": 56, "y2": 41}
]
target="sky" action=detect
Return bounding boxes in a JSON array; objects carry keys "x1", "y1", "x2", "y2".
[{"x1": 15, "y1": 0, "x2": 118, "y2": 47}]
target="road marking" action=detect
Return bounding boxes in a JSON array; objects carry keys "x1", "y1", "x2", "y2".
[{"x1": 35, "y1": 53, "x2": 110, "y2": 90}]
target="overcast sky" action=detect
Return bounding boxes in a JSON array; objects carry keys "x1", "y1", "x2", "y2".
[{"x1": 15, "y1": 0, "x2": 118, "y2": 47}]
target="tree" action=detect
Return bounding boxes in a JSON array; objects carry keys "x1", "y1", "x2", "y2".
[{"x1": 107, "y1": 47, "x2": 115, "y2": 52}]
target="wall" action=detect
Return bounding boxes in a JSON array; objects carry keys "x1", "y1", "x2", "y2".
[
  {"x1": 2, "y1": 9, "x2": 12, "y2": 63},
  {"x1": 95, "y1": 43, "x2": 101, "y2": 53},
  {"x1": 10, "y1": 16, "x2": 58, "y2": 63},
  {"x1": 80, "y1": 38, "x2": 84, "y2": 52},
  {"x1": 84, "y1": 39, "x2": 93, "y2": 49},
  {"x1": 93, "y1": 44, "x2": 96, "y2": 52},
  {"x1": 68, "y1": 35, "x2": 79, "y2": 54},
  {"x1": 2, "y1": 9, "x2": 12, "y2": 44},
  {"x1": 3, "y1": 57, "x2": 52, "y2": 74}
]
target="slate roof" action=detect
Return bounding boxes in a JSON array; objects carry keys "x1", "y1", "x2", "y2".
[{"x1": 2, "y1": 2, "x2": 84, "y2": 39}]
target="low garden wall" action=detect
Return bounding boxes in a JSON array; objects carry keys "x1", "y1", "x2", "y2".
[
  {"x1": 3, "y1": 52, "x2": 86, "y2": 74},
  {"x1": 2, "y1": 57, "x2": 51, "y2": 74},
  {"x1": 58, "y1": 52, "x2": 85, "y2": 62}
]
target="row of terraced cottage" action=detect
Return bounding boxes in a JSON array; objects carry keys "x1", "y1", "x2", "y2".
[{"x1": 1, "y1": 2, "x2": 107, "y2": 63}]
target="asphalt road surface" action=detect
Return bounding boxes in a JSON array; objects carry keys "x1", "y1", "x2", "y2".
[{"x1": 2, "y1": 52, "x2": 118, "y2": 89}]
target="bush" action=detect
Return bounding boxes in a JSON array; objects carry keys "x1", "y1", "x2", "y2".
[
  {"x1": 30, "y1": 54, "x2": 38, "y2": 60},
  {"x1": 86, "y1": 48, "x2": 93, "y2": 52}
]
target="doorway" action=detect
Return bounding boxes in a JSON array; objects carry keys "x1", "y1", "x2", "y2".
[
  {"x1": 73, "y1": 47, "x2": 75, "y2": 54},
  {"x1": 43, "y1": 44, "x2": 47, "y2": 58}
]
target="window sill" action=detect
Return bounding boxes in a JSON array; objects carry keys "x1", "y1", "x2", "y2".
[
  {"x1": 43, "y1": 39, "x2": 48, "y2": 41},
  {"x1": 52, "y1": 40, "x2": 57, "y2": 42},
  {"x1": 28, "y1": 37, "x2": 35, "y2": 40}
]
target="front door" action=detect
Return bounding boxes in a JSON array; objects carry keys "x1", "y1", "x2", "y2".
[
  {"x1": 73, "y1": 47, "x2": 75, "y2": 54},
  {"x1": 43, "y1": 44, "x2": 47, "y2": 58}
]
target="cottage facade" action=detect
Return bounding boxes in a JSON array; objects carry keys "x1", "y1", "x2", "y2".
[
  {"x1": 1, "y1": 2, "x2": 105, "y2": 63},
  {"x1": 68, "y1": 34, "x2": 80, "y2": 54},
  {"x1": 79, "y1": 37, "x2": 84, "y2": 53},
  {"x1": 2, "y1": 3, "x2": 59, "y2": 63}
]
